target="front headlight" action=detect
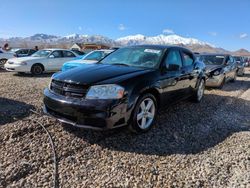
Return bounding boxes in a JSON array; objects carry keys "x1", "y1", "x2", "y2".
[
  {"x1": 16, "y1": 61, "x2": 27, "y2": 65},
  {"x1": 213, "y1": 70, "x2": 220, "y2": 76},
  {"x1": 86, "y1": 84, "x2": 125, "y2": 99}
]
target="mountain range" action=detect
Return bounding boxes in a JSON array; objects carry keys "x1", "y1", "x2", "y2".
[{"x1": 0, "y1": 33, "x2": 249, "y2": 56}]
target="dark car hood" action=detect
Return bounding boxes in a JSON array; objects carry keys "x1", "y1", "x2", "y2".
[
  {"x1": 205, "y1": 64, "x2": 224, "y2": 72},
  {"x1": 53, "y1": 64, "x2": 150, "y2": 85}
]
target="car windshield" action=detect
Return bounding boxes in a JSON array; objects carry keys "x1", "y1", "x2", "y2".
[
  {"x1": 233, "y1": 56, "x2": 241, "y2": 61},
  {"x1": 10, "y1": 48, "x2": 20, "y2": 52},
  {"x1": 200, "y1": 55, "x2": 225, "y2": 65},
  {"x1": 31, "y1": 50, "x2": 52, "y2": 57},
  {"x1": 99, "y1": 47, "x2": 163, "y2": 68},
  {"x1": 83, "y1": 51, "x2": 111, "y2": 61}
]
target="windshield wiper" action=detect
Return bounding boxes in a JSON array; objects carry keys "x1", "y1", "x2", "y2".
[{"x1": 111, "y1": 63, "x2": 129, "y2": 67}]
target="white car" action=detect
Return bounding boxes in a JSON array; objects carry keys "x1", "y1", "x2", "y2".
[
  {"x1": 0, "y1": 51, "x2": 16, "y2": 69},
  {"x1": 4, "y1": 49, "x2": 78, "y2": 75}
]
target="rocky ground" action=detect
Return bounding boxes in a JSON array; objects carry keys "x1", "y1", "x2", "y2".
[{"x1": 0, "y1": 69, "x2": 249, "y2": 187}]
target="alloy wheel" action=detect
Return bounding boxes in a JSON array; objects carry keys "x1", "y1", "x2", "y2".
[{"x1": 136, "y1": 98, "x2": 156, "y2": 130}]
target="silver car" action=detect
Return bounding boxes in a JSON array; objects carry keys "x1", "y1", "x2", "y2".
[{"x1": 199, "y1": 54, "x2": 237, "y2": 88}]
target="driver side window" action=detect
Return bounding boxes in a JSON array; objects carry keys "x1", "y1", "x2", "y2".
[{"x1": 164, "y1": 50, "x2": 182, "y2": 69}]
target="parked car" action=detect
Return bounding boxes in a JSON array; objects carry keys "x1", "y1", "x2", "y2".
[
  {"x1": 10, "y1": 48, "x2": 37, "y2": 57},
  {"x1": 0, "y1": 52, "x2": 16, "y2": 69},
  {"x1": 43, "y1": 45, "x2": 206, "y2": 133},
  {"x1": 62, "y1": 49, "x2": 114, "y2": 72},
  {"x1": 233, "y1": 56, "x2": 245, "y2": 76},
  {"x1": 4, "y1": 49, "x2": 78, "y2": 75},
  {"x1": 0, "y1": 48, "x2": 37, "y2": 69},
  {"x1": 199, "y1": 54, "x2": 237, "y2": 88}
]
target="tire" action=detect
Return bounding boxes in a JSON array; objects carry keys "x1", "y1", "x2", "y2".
[
  {"x1": 31, "y1": 64, "x2": 43, "y2": 75},
  {"x1": 0, "y1": 59, "x2": 7, "y2": 69},
  {"x1": 218, "y1": 77, "x2": 225, "y2": 89},
  {"x1": 192, "y1": 79, "x2": 205, "y2": 103},
  {"x1": 129, "y1": 93, "x2": 158, "y2": 133}
]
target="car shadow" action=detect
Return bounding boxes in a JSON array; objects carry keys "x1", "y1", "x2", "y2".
[
  {"x1": 0, "y1": 97, "x2": 35, "y2": 126},
  {"x1": 12, "y1": 72, "x2": 54, "y2": 78},
  {"x1": 63, "y1": 94, "x2": 250, "y2": 156}
]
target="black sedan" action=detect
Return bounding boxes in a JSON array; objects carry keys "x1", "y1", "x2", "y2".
[
  {"x1": 43, "y1": 45, "x2": 206, "y2": 133},
  {"x1": 199, "y1": 54, "x2": 237, "y2": 88}
]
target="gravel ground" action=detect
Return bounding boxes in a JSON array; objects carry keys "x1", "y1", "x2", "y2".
[{"x1": 0, "y1": 69, "x2": 250, "y2": 187}]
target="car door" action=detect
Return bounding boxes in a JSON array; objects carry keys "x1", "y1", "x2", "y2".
[
  {"x1": 157, "y1": 49, "x2": 185, "y2": 105},
  {"x1": 62, "y1": 51, "x2": 77, "y2": 66},
  {"x1": 47, "y1": 50, "x2": 64, "y2": 71},
  {"x1": 180, "y1": 50, "x2": 198, "y2": 95}
]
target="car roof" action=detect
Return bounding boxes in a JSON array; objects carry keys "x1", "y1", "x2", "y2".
[
  {"x1": 125, "y1": 45, "x2": 192, "y2": 52},
  {"x1": 42, "y1": 48, "x2": 73, "y2": 51},
  {"x1": 199, "y1": 53, "x2": 230, "y2": 56}
]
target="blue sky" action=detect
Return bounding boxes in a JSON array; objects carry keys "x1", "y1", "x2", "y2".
[{"x1": 0, "y1": 0, "x2": 249, "y2": 51}]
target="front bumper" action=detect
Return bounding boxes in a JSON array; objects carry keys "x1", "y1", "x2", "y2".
[
  {"x1": 4, "y1": 63, "x2": 31, "y2": 72},
  {"x1": 205, "y1": 74, "x2": 224, "y2": 87},
  {"x1": 43, "y1": 88, "x2": 129, "y2": 130}
]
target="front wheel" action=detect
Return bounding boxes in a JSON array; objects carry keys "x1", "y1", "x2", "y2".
[
  {"x1": 129, "y1": 94, "x2": 157, "y2": 133},
  {"x1": 31, "y1": 64, "x2": 43, "y2": 75},
  {"x1": 192, "y1": 79, "x2": 205, "y2": 103},
  {"x1": 0, "y1": 58, "x2": 7, "y2": 69}
]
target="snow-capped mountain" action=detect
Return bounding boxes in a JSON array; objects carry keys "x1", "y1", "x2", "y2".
[
  {"x1": 1, "y1": 33, "x2": 248, "y2": 55},
  {"x1": 62, "y1": 33, "x2": 88, "y2": 40},
  {"x1": 26, "y1": 34, "x2": 59, "y2": 42},
  {"x1": 116, "y1": 34, "x2": 213, "y2": 46}
]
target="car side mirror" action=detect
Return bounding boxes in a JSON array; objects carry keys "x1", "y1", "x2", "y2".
[
  {"x1": 166, "y1": 64, "x2": 180, "y2": 71},
  {"x1": 49, "y1": 55, "x2": 55, "y2": 58}
]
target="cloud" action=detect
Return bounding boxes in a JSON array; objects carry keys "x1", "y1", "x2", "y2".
[
  {"x1": 239, "y1": 33, "x2": 248, "y2": 39},
  {"x1": 118, "y1": 24, "x2": 126, "y2": 31},
  {"x1": 163, "y1": 29, "x2": 174, "y2": 34},
  {"x1": 209, "y1": 32, "x2": 217, "y2": 36}
]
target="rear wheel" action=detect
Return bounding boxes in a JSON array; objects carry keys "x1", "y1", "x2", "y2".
[
  {"x1": 129, "y1": 93, "x2": 157, "y2": 133},
  {"x1": 31, "y1": 64, "x2": 43, "y2": 75}
]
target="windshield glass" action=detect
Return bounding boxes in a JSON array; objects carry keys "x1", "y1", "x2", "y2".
[
  {"x1": 200, "y1": 55, "x2": 225, "y2": 65},
  {"x1": 83, "y1": 51, "x2": 111, "y2": 61},
  {"x1": 233, "y1": 56, "x2": 241, "y2": 61},
  {"x1": 10, "y1": 48, "x2": 19, "y2": 52},
  {"x1": 31, "y1": 50, "x2": 52, "y2": 57},
  {"x1": 99, "y1": 47, "x2": 163, "y2": 68}
]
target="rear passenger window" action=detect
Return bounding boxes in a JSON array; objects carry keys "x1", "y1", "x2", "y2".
[
  {"x1": 51, "y1": 51, "x2": 63, "y2": 58},
  {"x1": 183, "y1": 52, "x2": 194, "y2": 66},
  {"x1": 63, "y1": 51, "x2": 76, "y2": 57}
]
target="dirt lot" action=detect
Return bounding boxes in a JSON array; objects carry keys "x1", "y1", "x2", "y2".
[{"x1": 0, "y1": 69, "x2": 250, "y2": 187}]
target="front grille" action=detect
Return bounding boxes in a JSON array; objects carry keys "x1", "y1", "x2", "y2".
[{"x1": 50, "y1": 79, "x2": 89, "y2": 98}]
